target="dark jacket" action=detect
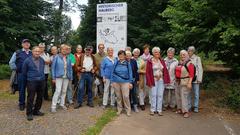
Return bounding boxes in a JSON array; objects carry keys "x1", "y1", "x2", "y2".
[
  {"x1": 22, "y1": 56, "x2": 45, "y2": 81},
  {"x1": 146, "y1": 58, "x2": 170, "y2": 87},
  {"x1": 16, "y1": 50, "x2": 32, "y2": 73},
  {"x1": 129, "y1": 59, "x2": 139, "y2": 83}
]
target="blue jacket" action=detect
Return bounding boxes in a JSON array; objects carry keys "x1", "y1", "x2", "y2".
[
  {"x1": 111, "y1": 59, "x2": 133, "y2": 83},
  {"x1": 101, "y1": 57, "x2": 115, "y2": 79},
  {"x1": 51, "y1": 54, "x2": 73, "y2": 80},
  {"x1": 15, "y1": 49, "x2": 32, "y2": 73},
  {"x1": 129, "y1": 59, "x2": 139, "y2": 82},
  {"x1": 22, "y1": 56, "x2": 45, "y2": 81}
]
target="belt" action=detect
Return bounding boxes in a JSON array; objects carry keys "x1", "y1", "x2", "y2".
[{"x1": 176, "y1": 76, "x2": 189, "y2": 79}]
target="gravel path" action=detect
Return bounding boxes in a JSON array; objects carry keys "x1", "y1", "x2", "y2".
[{"x1": 0, "y1": 97, "x2": 104, "y2": 135}]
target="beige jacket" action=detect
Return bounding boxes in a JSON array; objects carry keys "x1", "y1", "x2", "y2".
[{"x1": 189, "y1": 54, "x2": 203, "y2": 83}]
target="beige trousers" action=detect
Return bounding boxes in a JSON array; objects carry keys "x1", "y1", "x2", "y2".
[
  {"x1": 180, "y1": 85, "x2": 191, "y2": 113},
  {"x1": 112, "y1": 82, "x2": 131, "y2": 114}
]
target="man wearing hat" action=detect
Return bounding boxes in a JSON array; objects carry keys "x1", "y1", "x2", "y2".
[
  {"x1": 74, "y1": 45, "x2": 98, "y2": 108},
  {"x1": 9, "y1": 39, "x2": 32, "y2": 110}
]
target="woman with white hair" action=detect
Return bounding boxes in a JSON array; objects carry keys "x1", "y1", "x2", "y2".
[
  {"x1": 188, "y1": 46, "x2": 203, "y2": 113},
  {"x1": 146, "y1": 47, "x2": 170, "y2": 116},
  {"x1": 133, "y1": 48, "x2": 146, "y2": 110},
  {"x1": 51, "y1": 44, "x2": 73, "y2": 113},
  {"x1": 175, "y1": 50, "x2": 195, "y2": 118},
  {"x1": 163, "y1": 47, "x2": 179, "y2": 111}
]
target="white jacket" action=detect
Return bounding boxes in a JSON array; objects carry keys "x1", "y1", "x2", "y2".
[
  {"x1": 164, "y1": 57, "x2": 178, "y2": 89},
  {"x1": 189, "y1": 54, "x2": 203, "y2": 83}
]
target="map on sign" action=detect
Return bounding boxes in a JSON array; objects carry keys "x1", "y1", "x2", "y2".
[
  {"x1": 97, "y1": 3, "x2": 127, "y2": 56},
  {"x1": 99, "y1": 28, "x2": 118, "y2": 44}
]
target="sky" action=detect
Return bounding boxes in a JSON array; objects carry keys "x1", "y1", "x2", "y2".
[{"x1": 66, "y1": 0, "x2": 88, "y2": 30}]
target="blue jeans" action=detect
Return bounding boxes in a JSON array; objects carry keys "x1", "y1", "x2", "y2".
[
  {"x1": 188, "y1": 83, "x2": 200, "y2": 111},
  {"x1": 67, "y1": 80, "x2": 73, "y2": 103},
  {"x1": 77, "y1": 73, "x2": 93, "y2": 104},
  {"x1": 18, "y1": 73, "x2": 27, "y2": 106},
  {"x1": 151, "y1": 80, "x2": 164, "y2": 112}
]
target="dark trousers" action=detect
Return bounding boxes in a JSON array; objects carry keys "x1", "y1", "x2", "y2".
[
  {"x1": 77, "y1": 72, "x2": 93, "y2": 104},
  {"x1": 43, "y1": 74, "x2": 49, "y2": 100},
  {"x1": 26, "y1": 80, "x2": 44, "y2": 115},
  {"x1": 130, "y1": 81, "x2": 138, "y2": 106},
  {"x1": 18, "y1": 73, "x2": 27, "y2": 106}
]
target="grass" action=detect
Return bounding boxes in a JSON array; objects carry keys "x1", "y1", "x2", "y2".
[
  {"x1": 0, "y1": 91, "x2": 18, "y2": 100},
  {"x1": 84, "y1": 108, "x2": 117, "y2": 135}
]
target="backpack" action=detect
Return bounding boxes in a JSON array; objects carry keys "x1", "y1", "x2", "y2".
[{"x1": 184, "y1": 60, "x2": 197, "y2": 82}]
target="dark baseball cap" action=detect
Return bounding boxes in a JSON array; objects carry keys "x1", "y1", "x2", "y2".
[{"x1": 22, "y1": 39, "x2": 30, "y2": 43}]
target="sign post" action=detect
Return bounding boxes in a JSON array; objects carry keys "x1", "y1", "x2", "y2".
[{"x1": 97, "y1": 2, "x2": 127, "y2": 56}]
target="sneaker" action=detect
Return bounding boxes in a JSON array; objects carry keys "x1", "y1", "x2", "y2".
[
  {"x1": 74, "y1": 103, "x2": 82, "y2": 109},
  {"x1": 19, "y1": 105, "x2": 25, "y2": 111},
  {"x1": 102, "y1": 105, "x2": 106, "y2": 109},
  {"x1": 117, "y1": 111, "x2": 121, "y2": 116},
  {"x1": 183, "y1": 112, "x2": 190, "y2": 118},
  {"x1": 158, "y1": 112, "x2": 163, "y2": 116},
  {"x1": 150, "y1": 111, "x2": 154, "y2": 116},
  {"x1": 133, "y1": 105, "x2": 139, "y2": 113},
  {"x1": 51, "y1": 108, "x2": 57, "y2": 113},
  {"x1": 194, "y1": 108, "x2": 199, "y2": 113},
  {"x1": 127, "y1": 112, "x2": 131, "y2": 117},
  {"x1": 27, "y1": 115, "x2": 33, "y2": 121},
  {"x1": 69, "y1": 100, "x2": 74, "y2": 105},
  {"x1": 33, "y1": 111, "x2": 44, "y2": 116},
  {"x1": 60, "y1": 105, "x2": 68, "y2": 110}
]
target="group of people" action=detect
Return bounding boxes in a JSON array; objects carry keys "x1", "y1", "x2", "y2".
[{"x1": 9, "y1": 39, "x2": 203, "y2": 121}]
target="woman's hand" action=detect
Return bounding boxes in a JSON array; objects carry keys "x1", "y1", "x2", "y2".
[
  {"x1": 187, "y1": 83, "x2": 192, "y2": 90},
  {"x1": 129, "y1": 83, "x2": 133, "y2": 89}
]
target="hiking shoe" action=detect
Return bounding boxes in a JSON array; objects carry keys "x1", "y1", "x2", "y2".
[
  {"x1": 33, "y1": 111, "x2": 44, "y2": 116},
  {"x1": 27, "y1": 115, "x2": 33, "y2": 121},
  {"x1": 87, "y1": 103, "x2": 94, "y2": 108},
  {"x1": 19, "y1": 105, "x2": 25, "y2": 111},
  {"x1": 74, "y1": 103, "x2": 82, "y2": 109},
  {"x1": 140, "y1": 105, "x2": 145, "y2": 110}
]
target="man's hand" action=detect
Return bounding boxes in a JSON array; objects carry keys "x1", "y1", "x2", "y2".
[
  {"x1": 52, "y1": 80, "x2": 56, "y2": 84},
  {"x1": 103, "y1": 78, "x2": 106, "y2": 83}
]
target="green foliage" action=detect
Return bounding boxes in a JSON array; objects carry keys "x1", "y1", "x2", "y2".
[
  {"x1": 0, "y1": 64, "x2": 11, "y2": 80},
  {"x1": 224, "y1": 83, "x2": 240, "y2": 113},
  {"x1": 203, "y1": 72, "x2": 240, "y2": 113},
  {"x1": 162, "y1": 0, "x2": 240, "y2": 75},
  {"x1": 85, "y1": 109, "x2": 117, "y2": 135}
]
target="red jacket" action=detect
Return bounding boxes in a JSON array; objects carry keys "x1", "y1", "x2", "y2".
[{"x1": 146, "y1": 58, "x2": 170, "y2": 87}]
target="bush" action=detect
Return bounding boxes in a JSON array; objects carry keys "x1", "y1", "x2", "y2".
[
  {"x1": 224, "y1": 82, "x2": 240, "y2": 113},
  {"x1": 204, "y1": 72, "x2": 240, "y2": 113},
  {"x1": 0, "y1": 64, "x2": 11, "y2": 80}
]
